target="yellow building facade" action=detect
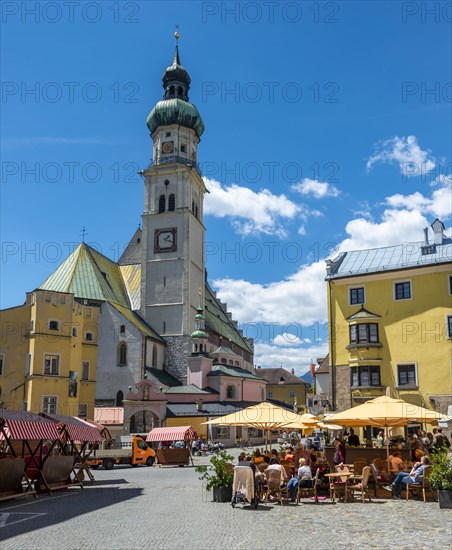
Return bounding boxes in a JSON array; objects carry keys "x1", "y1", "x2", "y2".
[
  {"x1": 0, "y1": 289, "x2": 98, "y2": 418},
  {"x1": 326, "y1": 219, "x2": 452, "y2": 415}
]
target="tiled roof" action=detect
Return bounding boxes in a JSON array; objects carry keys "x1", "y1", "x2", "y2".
[
  {"x1": 119, "y1": 264, "x2": 141, "y2": 311},
  {"x1": 315, "y1": 355, "x2": 329, "y2": 375},
  {"x1": 326, "y1": 238, "x2": 452, "y2": 280},
  {"x1": 207, "y1": 364, "x2": 262, "y2": 380},
  {"x1": 254, "y1": 367, "x2": 309, "y2": 385}
]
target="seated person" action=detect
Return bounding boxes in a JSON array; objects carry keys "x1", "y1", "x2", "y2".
[
  {"x1": 266, "y1": 457, "x2": 288, "y2": 487},
  {"x1": 270, "y1": 449, "x2": 279, "y2": 461},
  {"x1": 237, "y1": 452, "x2": 256, "y2": 474},
  {"x1": 252, "y1": 449, "x2": 265, "y2": 465},
  {"x1": 383, "y1": 456, "x2": 430, "y2": 499},
  {"x1": 284, "y1": 447, "x2": 294, "y2": 463},
  {"x1": 288, "y1": 458, "x2": 312, "y2": 501},
  {"x1": 389, "y1": 451, "x2": 405, "y2": 473}
]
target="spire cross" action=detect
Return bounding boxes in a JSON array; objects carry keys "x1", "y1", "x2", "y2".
[{"x1": 79, "y1": 226, "x2": 88, "y2": 242}]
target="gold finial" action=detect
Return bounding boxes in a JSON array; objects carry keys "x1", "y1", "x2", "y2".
[{"x1": 175, "y1": 24, "x2": 180, "y2": 42}]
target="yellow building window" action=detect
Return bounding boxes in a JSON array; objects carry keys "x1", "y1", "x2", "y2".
[{"x1": 44, "y1": 354, "x2": 59, "y2": 375}]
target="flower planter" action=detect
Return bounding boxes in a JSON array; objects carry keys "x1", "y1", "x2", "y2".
[
  {"x1": 213, "y1": 486, "x2": 233, "y2": 503},
  {"x1": 438, "y1": 490, "x2": 452, "y2": 509}
]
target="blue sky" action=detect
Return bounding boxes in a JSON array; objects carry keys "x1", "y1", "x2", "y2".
[{"x1": 1, "y1": 1, "x2": 451, "y2": 374}]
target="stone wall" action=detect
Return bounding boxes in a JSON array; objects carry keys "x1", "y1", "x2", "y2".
[
  {"x1": 335, "y1": 364, "x2": 352, "y2": 412},
  {"x1": 164, "y1": 335, "x2": 192, "y2": 381}
]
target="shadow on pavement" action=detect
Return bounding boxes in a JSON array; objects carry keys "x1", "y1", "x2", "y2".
[{"x1": 0, "y1": 485, "x2": 142, "y2": 541}]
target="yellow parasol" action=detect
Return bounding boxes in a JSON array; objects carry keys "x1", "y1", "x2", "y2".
[{"x1": 324, "y1": 391, "x2": 447, "y2": 458}]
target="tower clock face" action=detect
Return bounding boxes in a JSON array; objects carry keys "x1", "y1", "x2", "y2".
[
  {"x1": 154, "y1": 228, "x2": 177, "y2": 252},
  {"x1": 162, "y1": 141, "x2": 174, "y2": 154}
]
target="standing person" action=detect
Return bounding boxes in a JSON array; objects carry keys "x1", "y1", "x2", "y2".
[
  {"x1": 431, "y1": 427, "x2": 451, "y2": 453},
  {"x1": 347, "y1": 428, "x2": 360, "y2": 447},
  {"x1": 376, "y1": 430, "x2": 385, "y2": 448},
  {"x1": 383, "y1": 456, "x2": 430, "y2": 499},
  {"x1": 332, "y1": 438, "x2": 346, "y2": 465}
]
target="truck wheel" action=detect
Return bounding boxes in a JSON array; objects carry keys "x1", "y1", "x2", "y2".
[
  {"x1": 146, "y1": 457, "x2": 155, "y2": 467},
  {"x1": 90, "y1": 465, "x2": 99, "y2": 470},
  {"x1": 131, "y1": 463, "x2": 138, "y2": 467},
  {"x1": 103, "y1": 459, "x2": 114, "y2": 470}
]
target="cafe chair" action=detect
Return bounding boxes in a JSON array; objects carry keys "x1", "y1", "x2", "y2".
[
  {"x1": 345, "y1": 466, "x2": 372, "y2": 503},
  {"x1": 296, "y1": 467, "x2": 320, "y2": 504},
  {"x1": 405, "y1": 466, "x2": 432, "y2": 502},
  {"x1": 331, "y1": 464, "x2": 351, "y2": 502},
  {"x1": 353, "y1": 459, "x2": 367, "y2": 476},
  {"x1": 370, "y1": 463, "x2": 387, "y2": 498},
  {"x1": 264, "y1": 469, "x2": 289, "y2": 506}
]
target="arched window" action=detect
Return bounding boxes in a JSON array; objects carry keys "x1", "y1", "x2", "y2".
[
  {"x1": 158, "y1": 195, "x2": 166, "y2": 213},
  {"x1": 120, "y1": 325, "x2": 125, "y2": 334},
  {"x1": 226, "y1": 385, "x2": 235, "y2": 399},
  {"x1": 169, "y1": 85, "x2": 175, "y2": 96},
  {"x1": 199, "y1": 344, "x2": 203, "y2": 352},
  {"x1": 118, "y1": 343, "x2": 127, "y2": 366},
  {"x1": 116, "y1": 390, "x2": 124, "y2": 406},
  {"x1": 195, "y1": 205, "x2": 199, "y2": 219},
  {"x1": 178, "y1": 86, "x2": 183, "y2": 97},
  {"x1": 192, "y1": 200, "x2": 195, "y2": 213},
  {"x1": 152, "y1": 345, "x2": 157, "y2": 367},
  {"x1": 221, "y1": 358, "x2": 226, "y2": 364},
  {"x1": 168, "y1": 194, "x2": 175, "y2": 211}
]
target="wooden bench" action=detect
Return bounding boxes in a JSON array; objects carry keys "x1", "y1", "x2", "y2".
[
  {"x1": 0, "y1": 458, "x2": 34, "y2": 501},
  {"x1": 35, "y1": 455, "x2": 80, "y2": 494}
]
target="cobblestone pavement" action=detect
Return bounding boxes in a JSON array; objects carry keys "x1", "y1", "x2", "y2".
[{"x1": 1, "y1": 449, "x2": 451, "y2": 550}]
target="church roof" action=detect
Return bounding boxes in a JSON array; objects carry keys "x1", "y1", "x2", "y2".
[
  {"x1": 207, "y1": 365, "x2": 261, "y2": 380},
  {"x1": 204, "y1": 284, "x2": 253, "y2": 354},
  {"x1": 119, "y1": 264, "x2": 141, "y2": 311},
  {"x1": 145, "y1": 367, "x2": 182, "y2": 388},
  {"x1": 147, "y1": 98, "x2": 205, "y2": 138},
  {"x1": 164, "y1": 384, "x2": 216, "y2": 395},
  {"x1": 109, "y1": 302, "x2": 164, "y2": 342},
  {"x1": 254, "y1": 367, "x2": 309, "y2": 386},
  {"x1": 39, "y1": 243, "x2": 130, "y2": 307},
  {"x1": 211, "y1": 345, "x2": 238, "y2": 356}
]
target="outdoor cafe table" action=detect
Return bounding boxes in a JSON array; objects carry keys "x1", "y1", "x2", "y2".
[{"x1": 325, "y1": 472, "x2": 354, "y2": 502}]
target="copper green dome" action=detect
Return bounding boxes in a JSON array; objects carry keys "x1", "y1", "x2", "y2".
[
  {"x1": 147, "y1": 98, "x2": 205, "y2": 138},
  {"x1": 191, "y1": 329, "x2": 208, "y2": 339}
]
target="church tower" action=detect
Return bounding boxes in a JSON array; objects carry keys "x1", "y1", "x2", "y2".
[{"x1": 141, "y1": 32, "x2": 207, "y2": 381}]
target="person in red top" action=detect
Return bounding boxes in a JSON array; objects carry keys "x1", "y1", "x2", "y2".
[{"x1": 284, "y1": 447, "x2": 295, "y2": 462}]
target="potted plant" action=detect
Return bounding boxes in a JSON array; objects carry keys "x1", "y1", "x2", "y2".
[
  {"x1": 429, "y1": 450, "x2": 452, "y2": 509},
  {"x1": 195, "y1": 450, "x2": 234, "y2": 502}
]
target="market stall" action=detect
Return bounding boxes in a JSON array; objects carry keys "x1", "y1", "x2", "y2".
[
  {"x1": 146, "y1": 426, "x2": 197, "y2": 466},
  {"x1": 0, "y1": 409, "x2": 61, "y2": 501},
  {"x1": 39, "y1": 413, "x2": 103, "y2": 485}
]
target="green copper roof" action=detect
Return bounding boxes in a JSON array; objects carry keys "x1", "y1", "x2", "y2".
[
  {"x1": 204, "y1": 285, "x2": 253, "y2": 354},
  {"x1": 191, "y1": 329, "x2": 208, "y2": 339},
  {"x1": 147, "y1": 98, "x2": 205, "y2": 138},
  {"x1": 39, "y1": 243, "x2": 130, "y2": 307},
  {"x1": 207, "y1": 365, "x2": 261, "y2": 380}
]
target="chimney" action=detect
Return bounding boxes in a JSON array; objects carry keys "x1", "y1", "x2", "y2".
[
  {"x1": 423, "y1": 227, "x2": 429, "y2": 245},
  {"x1": 431, "y1": 218, "x2": 445, "y2": 245},
  {"x1": 291, "y1": 368, "x2": 295, "y2": 375}
]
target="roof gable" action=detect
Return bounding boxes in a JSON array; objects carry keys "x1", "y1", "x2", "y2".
[{"x1": 254, "y1": 367, "x2": 309, "y2": 385}]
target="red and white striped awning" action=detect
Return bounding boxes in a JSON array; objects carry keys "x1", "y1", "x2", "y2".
[
  {"x1": 42, "y1": 414, "x2": 102, "y2": 443},
  {"x1": 0, "y1": 410, "x2": 61, "y2": 441},
  {"x1": 146, "y1": 426, "x2": 198, "y2": 442}
]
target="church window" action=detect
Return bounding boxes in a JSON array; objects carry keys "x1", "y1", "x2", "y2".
[
  {"x1": 85, "y1": 332, "x2": 94, "y2": 341},
  {"x1": 199, "y1": 344, "x2": 203, "y2": 352},
  {"x1": 177, "y1": 86, "x2": 183, "y2": 97},
  {"x1": 117, "y1": 343, "x2": 127, "y2": 366},
  {"x1": 221, "y1": 358, "x2": 226, "y2": 364},
  {"x1": 120, "y1": 325, "x2": 125, "y2": 334},
  {"x1": 229, "y1": 360, "x2": 233, "y2": 365},
  {"x1": 152, "y1": 345, "x2": 157, "y2": 367},
  {"x1": 168, "y1": 194, "x2": 175, "y2": 211},
  {"x1": 192, "y1": 200, "x2": 195, "y2": 213},
  {"x1": 195, "y1": 205, "x2": 199, "y2": 219},
  {"x1": 163, "y1": 276, "x2": 166, "y2": 287},
  {"x1": 165, "y1": 132, "x2": 171, "y2": 137},
  {"x1": 180, "y1": 144, "x2": 186, "y2": 153},
  {"x1": 158, "y1": 195, "x2": 166, "y2": 213},
  {"x1": 116, "y1": 390, "x2": 124, "y2": 406},
  {"x1": 226, "y1": 385, "x2": 235, "y2": 399},
  {"x1": 169, "y1": 86, "x2": 175, "y2": 96}
]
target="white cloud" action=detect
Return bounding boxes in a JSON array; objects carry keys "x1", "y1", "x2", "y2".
[
  {"x1": 292, "y1": 178, "x2": 340, "y2": 198},
  {"x1": 366, "y1": 135, "x2": 435, "y2": 176},
  {"x1": 213, "y1": 176, "x2": 451, "y2": 336},
  {"x1": 204, "y1": 178, "x2": 300, "y2": 237},
  {"x1": 272, "y1": 333, "x2": 311, "y2": 346},
  {"x1": 254, "y1": 341, "x2": 328, "y2": 376}
]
